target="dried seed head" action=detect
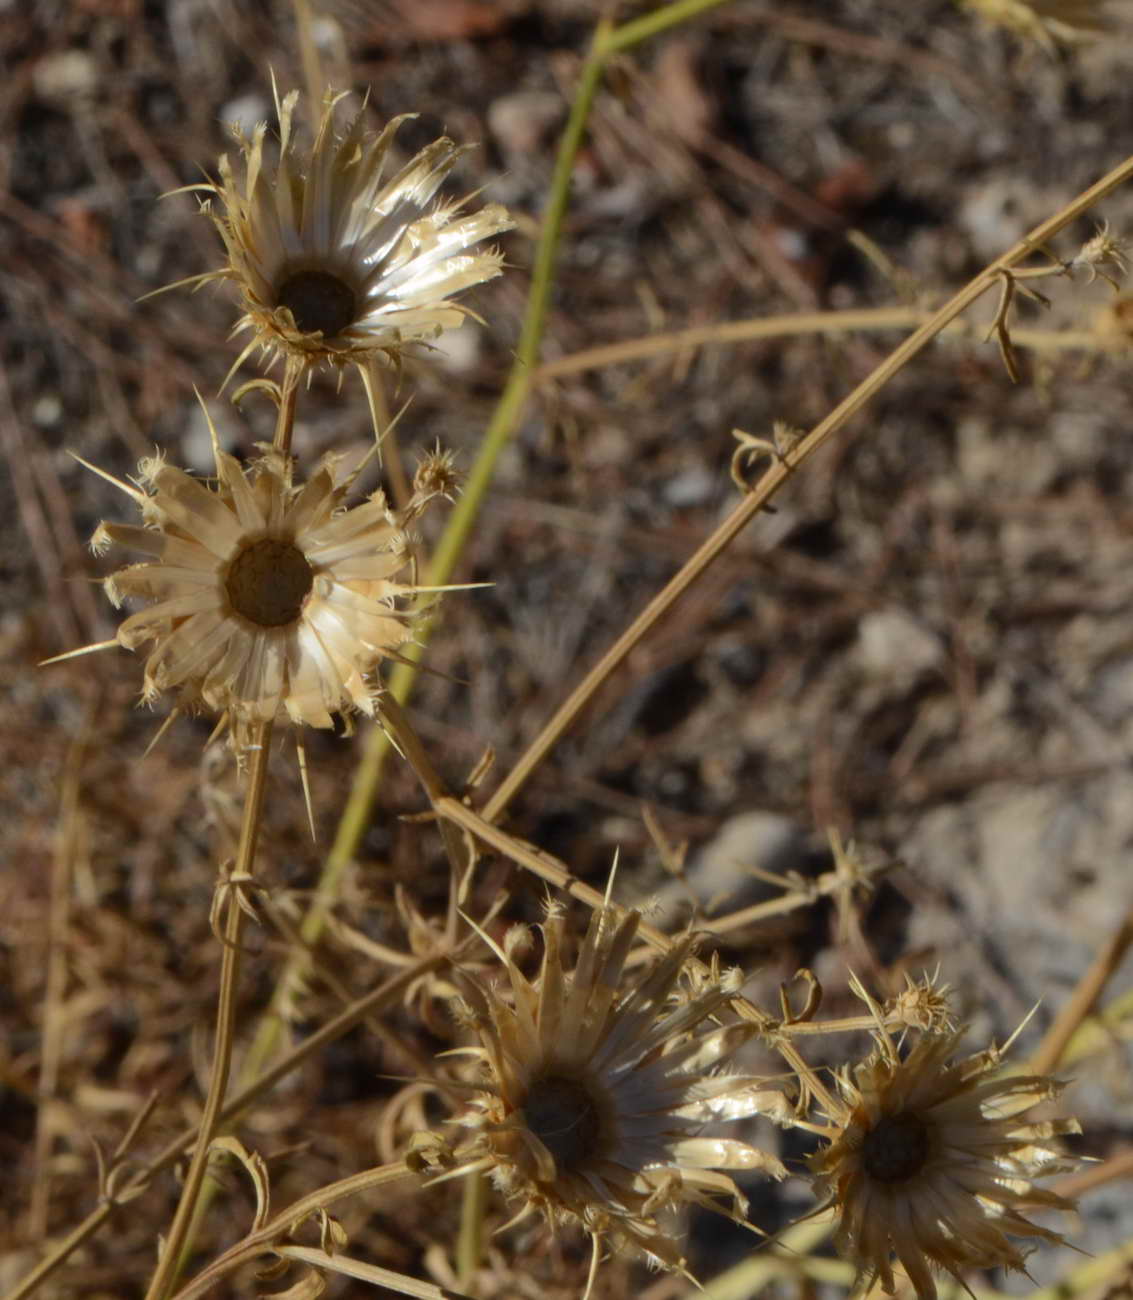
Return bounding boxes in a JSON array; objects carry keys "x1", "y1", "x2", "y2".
[
  {"x1": 224, "y1": 537, "x2": 314, "y2": 627},
  {"x1": 810, "y1": 1028, "x2": 1080, "y2": 1300},
  {"x1": 190, "y1": 87, "x2": 514, "y2": 380},
  {"x1": 441, "y1": 905, "x2": 787, "y2": 1276},
  {"x1": 78, "y1": 436, "x2": 454, "y2": 742}
]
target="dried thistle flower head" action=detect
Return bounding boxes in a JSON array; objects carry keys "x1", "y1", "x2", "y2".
[
  {"x1": 955, "y1": 0, "x2": 1109, "y2": 50},
  {"x1": 79, "y1": 432, "x2": 447, "y2": 738},
  {"x1": 444, "y1": 904, "x2": 786, "y2": 1277},
  {"x1": 192, "y1": 86, "x2": 514, "y2": 379},
  {"x1": 810, "y1": 1028, "x2": 1079, "y2": 1300}
]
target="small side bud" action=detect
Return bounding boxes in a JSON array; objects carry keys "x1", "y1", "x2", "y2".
[
  {"x1": 90, "y1": 522, "x2": 114, "y2": 556},
  {"x1": 412, "y1": 445, "x2": 462, "y2": 507},
  {"x1": 1072, "y1": 221, "x2": 1130, "y2": 291},
  {"x1": 503, "y1": 922, "x2": 533, "y2": 961}
]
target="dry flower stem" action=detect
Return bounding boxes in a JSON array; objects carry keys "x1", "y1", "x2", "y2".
[
  {"x1": 274, "y1": 360, "x2": 300, "y2": 457},
  {"x1": 143, "y1": 327, "x2": 306, "y2": 1299},
  {"x1": 169, "y1": 1162, "x2": 415, "y2": 1300},
  {"x1": 455, "y1": 1156, "x2": 487, "y2": 1290},
  {"x1": 142, "y1": 720, "x2": 272, "y2": 1300},
  {"x1": 1061, "y1": 984, "x2": 1133, "y2": 1065},
  {"x1": 29, "y1": 728, "x2": 88, "y2": 1238},
  {"x1": 1028, "y1": 905, "x2": 1133, "y2": 1075},
  {"x1": 290, "y1": 0, "x2": 322, "y2": 130}
]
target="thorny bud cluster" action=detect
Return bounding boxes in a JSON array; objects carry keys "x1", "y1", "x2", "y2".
[{"x1": 1072, "y1": 221, "x2": 1131, "y2": 290}]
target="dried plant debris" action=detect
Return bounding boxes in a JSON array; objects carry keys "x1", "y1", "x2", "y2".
[{"x1": 6, "y1": 1, "x2": 1133, "y2": 1297}]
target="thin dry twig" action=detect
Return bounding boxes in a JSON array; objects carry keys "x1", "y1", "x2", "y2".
[
  {"x1": 7, "y1": 955, "x2": 452, "y2": 1300},
  {"x1": 143, "y1": 722, "x2": 272, "y2": 1300},
  {"x1": 483, "y1": 152, "x2": 1133, "y2": 824},
  {"x1": 169, "y1": 1163, "x2": 416, "y2": 1300},
  {"x1": 1029, "y1": 906, "x2": 1133, "y2": 1076},
  {"x1": 28, "y1": 726, "x2": 90, "y2": 1239}
]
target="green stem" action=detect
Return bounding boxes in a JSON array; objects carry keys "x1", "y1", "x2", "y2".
[
  {"x1": 392, "y1": 33, "x2": 609, "y2": 616},
  {"x1": 601, "y1": 0, "x2": 734, "y2": 52}
]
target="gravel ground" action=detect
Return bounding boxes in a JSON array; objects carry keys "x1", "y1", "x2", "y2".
[{"x1": 3, "y1": 1, "x2": 1133, "y2": 1296}]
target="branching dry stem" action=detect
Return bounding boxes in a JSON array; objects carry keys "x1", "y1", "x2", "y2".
[
  {"x1": 7, "y1": 952, "x2": 451, "y2": 1300},
  {"x1": 481, "y1": 151, "x2": 1133, "y2": 824},
  {"x1": 1029, "y1": 905, "x2": 1133, "y2": 1076},
  {"x1": 168, "y1": 1163, "x2": 416, "y2": 1299}
]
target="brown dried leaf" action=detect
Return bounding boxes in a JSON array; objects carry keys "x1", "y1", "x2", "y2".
[
  {"x1": 262, "y1": 1270, "x2": 327, "y2": 1300},
  {"x1": 210, "y1": 1135, "x2": 271, "y2": 1232}
]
